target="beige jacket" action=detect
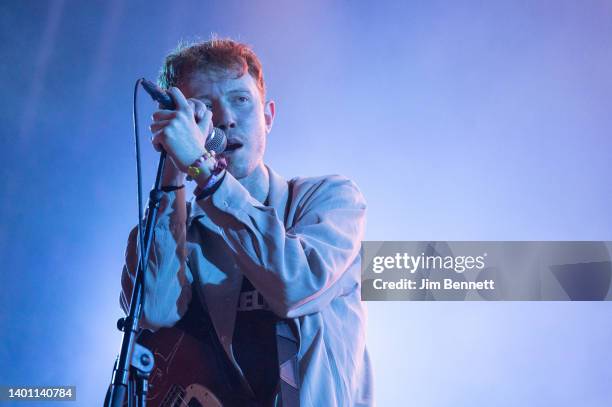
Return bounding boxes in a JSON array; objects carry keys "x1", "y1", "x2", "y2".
[{"x1": 121, "y1": 166, "x2": 373, "y2": 406}]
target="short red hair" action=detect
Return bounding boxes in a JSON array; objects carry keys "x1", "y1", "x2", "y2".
[{"x1": 158, "y1": 38, "x2": 266, "y2": 99}]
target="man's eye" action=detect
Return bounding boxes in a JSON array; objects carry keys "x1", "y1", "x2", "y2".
[
  {"x1": 236, "y1": 96, "x2": 249, "y2": 103},
  {"x1": 205, "y1": 104, "x2": 213, "y2": 109}
]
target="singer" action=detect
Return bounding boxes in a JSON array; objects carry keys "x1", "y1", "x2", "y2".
[{"x1": 120, "y1": 38, "x2": 373, "y2": 407}]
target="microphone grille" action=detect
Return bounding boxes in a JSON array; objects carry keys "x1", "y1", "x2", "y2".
[{"x1": 205, "y1": 128, "x2": 227, "y2": 154}]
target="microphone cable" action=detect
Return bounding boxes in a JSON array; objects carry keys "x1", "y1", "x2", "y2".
[{"x1": 132, "y1": 78, "x2": 146, "y2": 259}]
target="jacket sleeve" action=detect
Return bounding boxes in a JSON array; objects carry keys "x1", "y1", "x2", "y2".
[
  {"x1": 195, "y1": 173, "x2": 366, "y2": 318},
  {"x1": 120, "y1": 190, "x2": 193, "y2": 331}
]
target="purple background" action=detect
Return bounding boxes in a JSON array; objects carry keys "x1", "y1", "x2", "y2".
[{"x1": 1, "y1": 1, "x2": 611, "y2": 405}]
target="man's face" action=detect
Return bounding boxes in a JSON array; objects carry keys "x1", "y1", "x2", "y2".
[{"x1": 179, "y1": 68, "x2": 275, "y2": 180}]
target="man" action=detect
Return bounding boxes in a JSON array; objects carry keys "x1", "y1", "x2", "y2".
[{"x1": 120, "y1": 38, "x2": 373, "y2": 406}]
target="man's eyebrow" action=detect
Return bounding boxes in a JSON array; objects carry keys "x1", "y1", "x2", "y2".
[
  {"x1": 193, "y1": 88, "x2": 252, "y2": 100},
  {"x1": 226, "y1": 88, "x2": 251, "y2": 94}
]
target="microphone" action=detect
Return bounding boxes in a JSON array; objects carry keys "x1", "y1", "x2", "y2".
[{"x1": 140, "y1": 78, "x2": 227, "y2": 154}]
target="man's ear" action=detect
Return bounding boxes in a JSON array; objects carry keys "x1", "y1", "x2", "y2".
[{"x1": 264, "y1": 100, "x2": 275, "y2": 134}]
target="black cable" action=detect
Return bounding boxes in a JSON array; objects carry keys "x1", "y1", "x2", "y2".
[{"x1": 132, "y1": 79, "x2": 145, "y2": 262}]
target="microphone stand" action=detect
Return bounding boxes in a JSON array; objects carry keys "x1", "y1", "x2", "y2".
[{"x1": 106, "y1": 151, "x2": 167, "y2": 407}]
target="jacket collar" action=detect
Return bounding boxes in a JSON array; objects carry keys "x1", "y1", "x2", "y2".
[{"x1": 189, "y1": 165, "x2": 289, "y2": 221}]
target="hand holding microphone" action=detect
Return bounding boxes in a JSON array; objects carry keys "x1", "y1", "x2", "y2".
[{"x1": 141, "y1": 79, "x2": 226, "y2": 186}]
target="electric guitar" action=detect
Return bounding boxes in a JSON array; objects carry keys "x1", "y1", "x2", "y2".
[{"x1": 125, "y1": 295, "x2": 256, "y2": 407}]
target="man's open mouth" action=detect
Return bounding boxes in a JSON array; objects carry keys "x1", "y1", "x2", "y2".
[{"x1": 224, "y1": 142, "x2": 243, "y2": 152}]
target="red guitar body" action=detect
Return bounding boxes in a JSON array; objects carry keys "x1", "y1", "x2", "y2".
[{"x1": 127, "y1": 295, "x2": 256, "y2": 407}]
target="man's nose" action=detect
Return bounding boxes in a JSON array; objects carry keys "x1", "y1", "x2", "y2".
[{"x1": 214, "y1": 104, "x2": 236, "y2": 131}]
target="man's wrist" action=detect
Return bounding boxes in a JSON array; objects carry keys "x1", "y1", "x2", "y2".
[{"x1": 187, "y1": 152, "x2": 216, "y2": 187}]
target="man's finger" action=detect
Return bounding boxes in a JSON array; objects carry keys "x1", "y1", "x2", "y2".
[
  {"x1": 198, "y1": 109, "x2": 213, "y2": 135},
  {"x1": 151, "y1": 131, "x2": 165, "y2": 152},
  {"x1": 168, "y1": 87, "x2": 191, "y2": 112},
  {"x1": 152, "y1": 110, "x2": 177, "y2": 121},
  {"x1": 149, "y1": 120, "x2": 171, "y2": 133},
  {"x1": 189, "y1": 99, "x2": 208, "y2": 122}
]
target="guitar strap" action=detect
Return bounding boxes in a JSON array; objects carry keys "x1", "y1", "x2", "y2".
[
  {"x1": 275, "y1": 321, "x2": 299, "y2": 406},
  {"x1": 275, "y1": 179, "x2": 300, "y2": 407}
]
